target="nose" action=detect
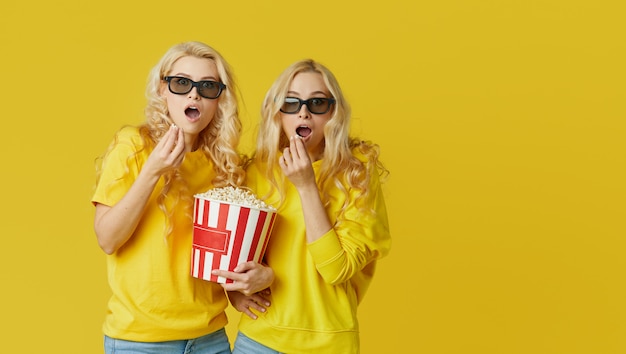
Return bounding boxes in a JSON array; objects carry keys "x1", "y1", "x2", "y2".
[
  {"x1": 298, "y1": 103, "x2": 311, "y2": 118},
  {"x1": 188, "y1": 86, "x2": 201, "y2": 99}
]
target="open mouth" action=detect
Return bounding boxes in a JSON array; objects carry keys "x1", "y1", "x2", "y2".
[
  {"x1": 185, "y1": 107, "x2": 200, "y2": 119},
  {"x1": 296, "y1": 126, "x2": 311, "y2": 138}
]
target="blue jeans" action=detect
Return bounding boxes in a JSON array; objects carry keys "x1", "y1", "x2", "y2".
[
  {"x1": 104, "y1": 328, "x2": 231, "y2": 354},
  {"x1": 232, "y1": 332, "x2": 281, "y2": 354}
]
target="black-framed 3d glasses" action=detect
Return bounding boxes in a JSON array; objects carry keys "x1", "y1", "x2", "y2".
[
  {"x1": 164, "y1": 76, "x2": 226, "y2": 99},
  {"x1": 280, "y1": 97, "x2": 336, "y2": 115}
]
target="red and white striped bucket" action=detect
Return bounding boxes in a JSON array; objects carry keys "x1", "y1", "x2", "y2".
[{"x1": 191, "y1": 196, "x2": 277, "y2": 283}]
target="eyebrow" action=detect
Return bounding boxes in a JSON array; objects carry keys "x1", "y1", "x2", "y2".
[
  {"x1": 286, "y1": 90, "x2": 328, "y2": 96},
  {"x1": 172, "y1": 73, "x2": 219, "y2": 81}
]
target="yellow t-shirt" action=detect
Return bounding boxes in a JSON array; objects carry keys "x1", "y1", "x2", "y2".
[
  {"x1": 92, "y1": 126, "x2": 228, "y2": 342},
  {"x1": 239, "y1": 155, "x2": 391, "y2": 354}
]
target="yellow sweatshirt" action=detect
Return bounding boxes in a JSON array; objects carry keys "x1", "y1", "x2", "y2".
[{"x1": 239, "y1": 155, "x2": 391, "y2": 353}]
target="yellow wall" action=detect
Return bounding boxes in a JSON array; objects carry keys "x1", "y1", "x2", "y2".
[{"x1": 1, "y1": 1, "x2": 624, "y2": 353}]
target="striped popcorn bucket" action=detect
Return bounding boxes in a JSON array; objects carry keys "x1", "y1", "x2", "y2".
[{"x1": 191, "y1": 196, "x2": 277, "y2": 283}]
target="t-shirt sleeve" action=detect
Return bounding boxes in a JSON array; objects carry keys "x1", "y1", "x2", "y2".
[{"x1": 91, "y1": 128, "x2": 144, "y2": 207}]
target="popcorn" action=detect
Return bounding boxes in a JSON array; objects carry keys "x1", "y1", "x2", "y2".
[
  {"x1": 191, "y1": 186, "x2": 277, "y2": 283},
  {"x1": 195, "y1": 186, "x2": 275, "y2": 211}
]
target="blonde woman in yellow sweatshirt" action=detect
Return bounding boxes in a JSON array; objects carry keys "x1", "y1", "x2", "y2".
[{"x1": 215, "y1": 59, "x2": 392, "y2": 354}]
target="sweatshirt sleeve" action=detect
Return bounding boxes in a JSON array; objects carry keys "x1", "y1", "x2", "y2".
[{"x1": 307, "y1": 166, "x2": 391, "y2": 285}]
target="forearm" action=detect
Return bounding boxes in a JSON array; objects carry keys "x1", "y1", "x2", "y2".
[
  {"x1": 297, "y1": 183, "x2": 332, "y2": 243},
  {"x1": 307, "y1": 183, "x2": 392, "y2": 284},
  {"x1": 94, "y1": 169, "x2": 161, "y2": 254}
]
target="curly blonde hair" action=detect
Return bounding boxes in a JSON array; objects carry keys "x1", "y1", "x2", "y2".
[
  {"x1": 253, "y1": 59, "x2": 388, "y2": 218},
  {"x1": 96, "y1": 41, "x2": 245, "y2": 236}
]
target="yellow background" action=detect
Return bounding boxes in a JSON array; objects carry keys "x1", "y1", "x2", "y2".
[{"x1": 0, "y1": 0, "x2": 624, "y2": 353}]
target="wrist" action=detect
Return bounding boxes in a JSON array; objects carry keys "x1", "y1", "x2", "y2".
[{"x1": 297, "y1": 182, "x2": 319, "y2": 198}]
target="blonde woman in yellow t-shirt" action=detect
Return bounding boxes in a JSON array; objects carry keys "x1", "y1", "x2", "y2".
[
  {"x1": 92, "y1": 41, "x2": 273, "y2": 354},
  {"x1": 215, "y1": 59, "x2": 392, "y2": 354}
]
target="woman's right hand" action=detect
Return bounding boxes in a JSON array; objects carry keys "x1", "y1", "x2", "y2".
[
  {"x1": 143, "y1": 125, "x2": 186, "y2": 177},
  {"x1": 279, "y1": 135, "x2": 316, "y2": 189}
]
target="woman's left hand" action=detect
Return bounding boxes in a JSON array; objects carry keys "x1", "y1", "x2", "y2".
[
  {"x1": 212, "y1": 261, "x2": 274, "y2": 296},
  {"x1": 226, "y1": 289, "x2": 271, "y2": 320}
]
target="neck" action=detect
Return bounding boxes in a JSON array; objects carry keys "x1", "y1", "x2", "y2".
[{"x1": 185, "y1": 133, "x2": 198, "y2": 153}]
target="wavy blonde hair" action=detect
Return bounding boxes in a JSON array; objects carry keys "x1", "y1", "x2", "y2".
[
  {"x1": 253, "y1": 59, "x2": 388, "y2": 218},
  {"x1": 96, "y1": 41, "x2": 245, "y2": 236}
]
